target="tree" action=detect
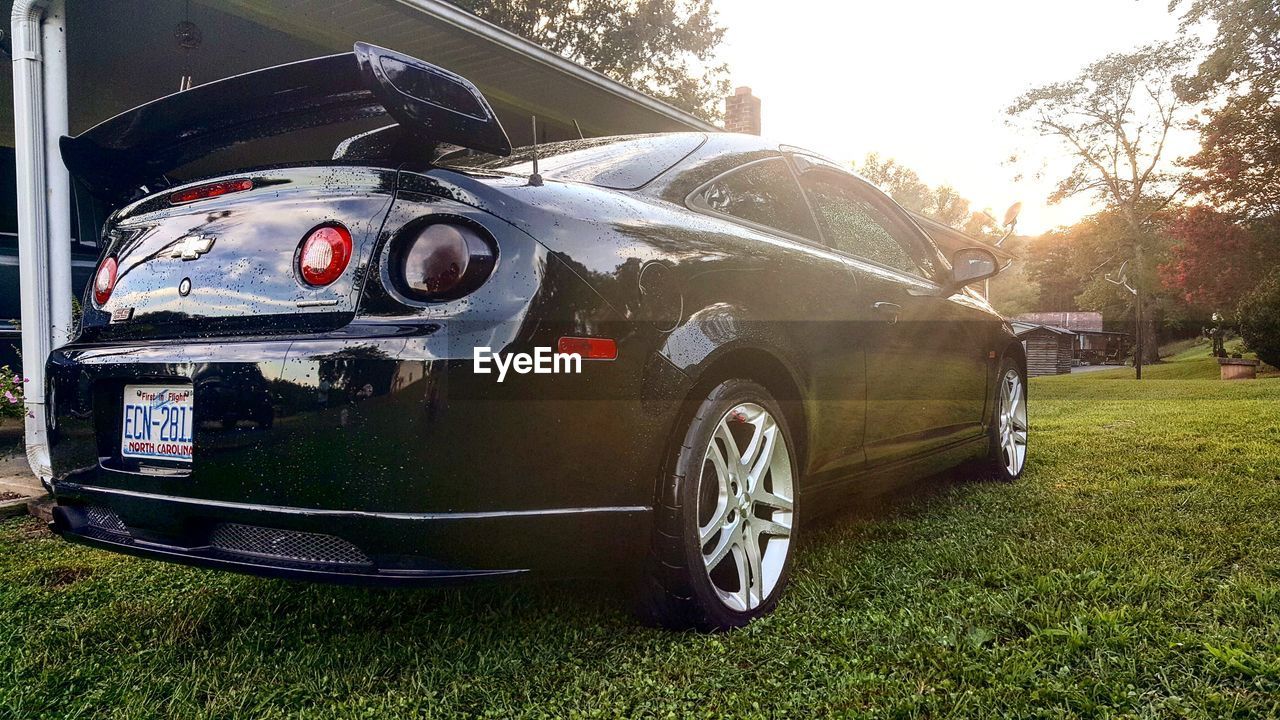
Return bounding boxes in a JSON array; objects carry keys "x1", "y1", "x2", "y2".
[
  {"x1": 1016, "y1": 209, "x2": 1190, "y2": 343},
  {"x1": 446, "y1": 0, "x2": 729, "y2": 121},
  {"x1": 1183, "y1": 96, "x2": 1280, "y2": 218},
  {"x1": 1022, "y1": 211, "x2": 1136, "y2": 317},
  {"x1": 1176, "y1": 1, "x2": 1279, "y2": 94},
  {"x1": 857, "y1": 153, "x2": 933, "y2": 214},
  {"x1": 1022, "y1": 229, "x2": 1084, "y2": 311},
  {"x1": 928, "y1": 185, "x2": 972, "y2": 229},
  {"x1": 1158, "y1": 205, "x2": 1273, "y2": 312},
  {"x1": 1174, "y1": 1, "x2": 1280, "y2": 218},
  {"x1": 856, "y1": 153, "x2": 979, "y2": 230},
  {"x1": 1236, "y1": 267, "x2": 1280, "y2": 368},
  {"x1": 985, "y1": 252, "x2": 1039, "y2": 317},
  {"x1": 1007, "y1": 40, "x2": 1199, "y2": 376},
  {"x1": 961, "y1": 211, "x2": 1006, "y2": 243}
]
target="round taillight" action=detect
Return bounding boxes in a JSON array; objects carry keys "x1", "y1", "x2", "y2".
[
  {"x1": 398, "y1": 223, "x2": 495, "y2": 300},
  {"x1": 93, "y1": 257, "x2": 118, "y2": 305},
  {"x1": 298, "y1": 224, "x2": 352, "y2": 286}
]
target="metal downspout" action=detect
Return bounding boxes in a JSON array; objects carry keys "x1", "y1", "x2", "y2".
[
  {"x1": 43, "y1": 2, "x2": 71, "y2": 348},
  {"x1": 11, "y1": 0, "x2": 69, "y2": 484}
]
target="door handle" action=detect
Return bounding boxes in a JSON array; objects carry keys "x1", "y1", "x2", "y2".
[{"x1": 872, "y1": 301, "x2": 901, "y2": 325}]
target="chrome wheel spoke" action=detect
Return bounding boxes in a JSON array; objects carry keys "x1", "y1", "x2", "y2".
[
  {"x1": 740, "y1": 414, "x2": 774, "y2": 486},
  {"x1": 699, "y1": 498, "x2": 731, "y2": 544},
  {"x1": 698, "y1": 446, "x2": 732, "y2": 544},
  {"x1": 712, "y1": 419, "x2": 743, "y2": 472},
  {"x1": 753, "y1": 487, "x2": 793, "y2": 512},
  {"x1": 753, "y1": 516, "x2": 791, "y2": 538},
  {"x1": 703, "y1": 524, "x2": 737, "y2": 569}
]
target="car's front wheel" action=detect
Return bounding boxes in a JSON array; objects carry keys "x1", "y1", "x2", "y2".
[
  {"x1": 986, "y1": 359, "x2": 1028, "y2": 481},
  {"x1": 640, "y1": 379, "x2": 798, "y2": 631}
]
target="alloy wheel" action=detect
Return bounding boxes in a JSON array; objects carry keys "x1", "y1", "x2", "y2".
[
  {"x1": 696, "y1": 402, "x2": 794, "y2": 612},
  {"x1": 997, "y1": 369, "x2": 1028, "y2": 477}
]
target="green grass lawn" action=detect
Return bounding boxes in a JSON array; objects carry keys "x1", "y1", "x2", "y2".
[
  {"x1": 3, "y1": 369, "x2": 1280, "y2": 718},
  {"x1": 1084, "y1": 337, "x2": 1279, "y2": 380}
]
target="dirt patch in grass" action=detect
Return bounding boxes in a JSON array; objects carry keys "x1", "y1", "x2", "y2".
[{"x1": 29, "y1": 566, "x2": 95, "y2": 588}]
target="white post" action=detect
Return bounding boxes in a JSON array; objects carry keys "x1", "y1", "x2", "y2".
[
  {"x1": 10, "y1": 0, "x2": 69, "y2": 484},
  {"x1": 43, "y1": 1, "x2": 72, "y2": 347}
]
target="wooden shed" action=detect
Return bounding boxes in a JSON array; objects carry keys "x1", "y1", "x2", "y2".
[{"x1": 1014, "y1": 323, "x2": 1076, "y2": 376}]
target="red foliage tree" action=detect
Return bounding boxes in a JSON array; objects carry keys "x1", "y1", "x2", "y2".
[{"x1": 1159, "y1": 206, "x2": 1268, "y2": 312}]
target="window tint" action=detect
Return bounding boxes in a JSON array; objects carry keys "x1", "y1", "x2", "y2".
[
  {"x1": 801, "y1": 171, "x2": 931, "y2": 276},
  {"x1": 695, "y1": 158, "x2": 818, "y2": 240}
]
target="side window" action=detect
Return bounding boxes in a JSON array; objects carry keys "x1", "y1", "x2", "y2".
[
  {"x1": 691, "y1": 158, "x2": 818, "y2": 240},
  {"x1": 800, "y1": 170, "x2": 936, "y2": 278}
]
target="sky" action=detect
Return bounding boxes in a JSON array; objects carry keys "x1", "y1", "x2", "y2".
[{"x1": 713, "y1": 0, "x2": 1194, "y2": 235}]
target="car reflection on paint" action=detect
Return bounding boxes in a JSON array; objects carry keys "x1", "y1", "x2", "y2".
[{"x1": 196, "y1": 363, "x2": 274, "y2": 430}]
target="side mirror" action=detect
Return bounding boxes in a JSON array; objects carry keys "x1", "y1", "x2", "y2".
[{"x1": 942, "y1": 247, "x2": 1000, "y2": 295}]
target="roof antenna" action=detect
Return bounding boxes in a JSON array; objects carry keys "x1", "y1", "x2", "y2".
[
  {"x1": 572, "y1": 118, "x2": 585, "y2": 140},
  {"x1": 528, "y1": 115, "x2": 543, "y2": 187}
]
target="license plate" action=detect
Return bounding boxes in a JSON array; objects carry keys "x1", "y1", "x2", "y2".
[{"x1": 121, "y1": 385, "x2": 194, "y2": 463}]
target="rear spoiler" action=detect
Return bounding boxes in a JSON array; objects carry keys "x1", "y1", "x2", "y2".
[{"x1": 60, "y1": 42, "x2": 511, "y2": 204}]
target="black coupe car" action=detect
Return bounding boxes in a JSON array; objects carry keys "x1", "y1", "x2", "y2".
[{"x1": 45, "y1": 43, "x2": 1028, "y2": 630}]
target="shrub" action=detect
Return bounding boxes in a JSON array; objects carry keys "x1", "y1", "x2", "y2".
[
  {"x1": 0, "y1": 365, "x2": 27, "y2": 420},
  {"x1": 1236, "y1": 269, "x2": 1280, "y2": 368}
]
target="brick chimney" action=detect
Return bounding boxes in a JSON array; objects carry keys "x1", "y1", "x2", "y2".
[{"x1": 724, "y1": 86, "x2": 761, "y2": 135}]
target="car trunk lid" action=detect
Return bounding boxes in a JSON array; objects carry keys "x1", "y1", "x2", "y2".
[{"x1": 79, "y1": 166, "x2": 398, "y2": 341}]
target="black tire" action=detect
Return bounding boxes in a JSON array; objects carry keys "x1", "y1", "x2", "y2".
[
  {"x1": 985, "y1": 357, "x2": 1028, "y2": 481},
  {"x1": 638, "y1": 379, "x2": 799, "y2": 631}
]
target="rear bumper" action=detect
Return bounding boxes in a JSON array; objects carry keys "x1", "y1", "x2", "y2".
[
  {"x1": 50, "y1": 482, "x2": 649, "y2": 584},
  {"x1": 52, "y1": 506, "x2": 523, "y2": 586},
  {"x1": 44, "y1": 326, "x2": 687, "y2": 582}
]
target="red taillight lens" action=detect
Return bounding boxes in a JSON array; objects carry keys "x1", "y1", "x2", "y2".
[
  {"x1": 397, "y1": 223, "x2": 495, "y2": 300},
  {"x1": 93, "y1": 257, "x2": 118, "y2": 305},
  {"x1": 557, "y1": 336, "x2": 618, "y2": 360},
  {"x1": 169, "y1": 178, "x2": 253, "y2": 205},
  {"x1": 298, "y1": 224, "x2": 353, "y2": 286}
]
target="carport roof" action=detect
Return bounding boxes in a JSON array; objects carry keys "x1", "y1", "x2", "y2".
[{"x1": 208, "y1": 0, "x2": 720, "y2": 141}]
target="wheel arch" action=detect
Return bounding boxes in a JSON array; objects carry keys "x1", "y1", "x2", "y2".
[
  {"x1": 987, "y1": 335, "x2": 1028, "y2": 430},
  {"x1": 1001, "y1": 336, "x2": 1028, "y2": 378},
  {"x1": 678, "y1": 345, "x2": 810, "y2": 476}
]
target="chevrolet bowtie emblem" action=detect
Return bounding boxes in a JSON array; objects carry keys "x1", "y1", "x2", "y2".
[{"x1": 167, "y1": 234, "x2": 215, "y2": 260}]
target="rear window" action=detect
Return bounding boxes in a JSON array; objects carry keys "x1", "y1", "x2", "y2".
[{"x1": 440, "y1": 133, "x2": 705, "y2": 190}]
